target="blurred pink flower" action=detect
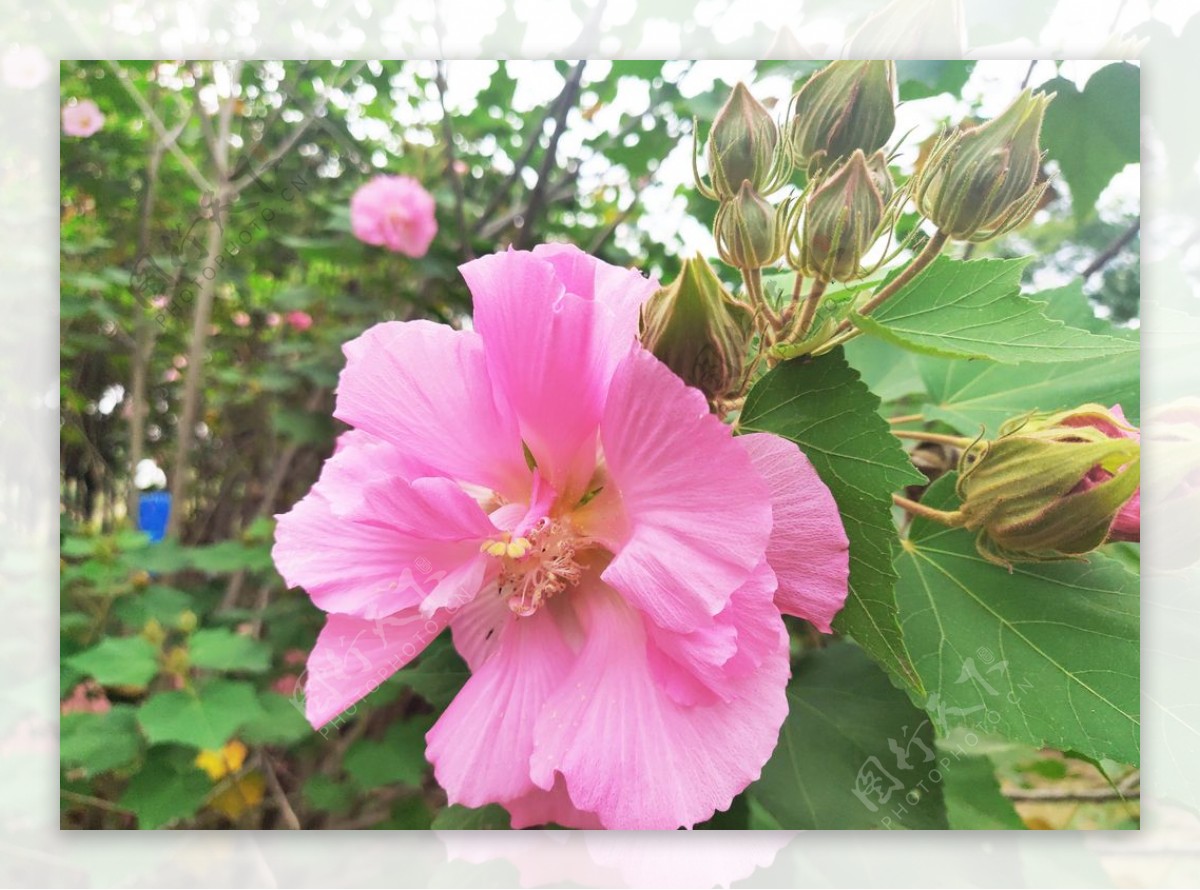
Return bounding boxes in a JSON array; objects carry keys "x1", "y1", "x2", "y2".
[
  {"x1": 350, "y1": 175, "x2": 438, "y2": 257},
  {"x1": 286, "y1": 310, "x2": 313, "y2": 331},
  {"x1": 61, "y1": 681, "x2": 111, "y2": 715},
  {"x1": 274, "y1": 244, "x2": 849, "y2": 829},
  {"x1": 1, "y1": 46, "x2": 49, "y2": 89},
  {"x1": 62, "y1": 99, "x2": 105, "y2": 137},
  {"x1": 272, "y1": 674, "x2": 301, "y2": 696},
  {"x1": 232, "y1": 310, "x2": 251, "y2": 328},
  {"x1": 282, "y1": 648, "x2": 308, "y2": 666},
  {"x1": 162, "y1": 368, "x2": 181, "y2": 383},
  {"x1": 150, "y1": 294, "x2": 170, "y2": 310},
  {"x1": 172, "y1": 354, "x2": 187, "y2": 369},
  {"x1": 265, "y1": 312, "x2": 282, "y2": 328}
]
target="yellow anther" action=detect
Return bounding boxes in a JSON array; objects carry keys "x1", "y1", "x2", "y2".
[
  {"x1": 484, "y1": 540, "x2": 509, "y2": 558},
  {"x1": 506, "y1": 537, "x2": 532, "y2": 559}
]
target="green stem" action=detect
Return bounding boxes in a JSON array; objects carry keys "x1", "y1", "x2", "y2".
[
  {"x1": 795, "y1": 279, "x2": 828, "y2": 340},
  {"x1": 893, "y1": 493, "x2": 964, "y2": 526},
  {"x1": 835, "y1": 229, "x2": 949, "y2": 335},
  {"x1": 891, "y1": 429, "x2": 975, "y2": 448}
]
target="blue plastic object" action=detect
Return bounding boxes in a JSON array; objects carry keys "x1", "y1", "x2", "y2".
[{"x1": 138, "y1": 491, "x2": 172, "y2": 543}]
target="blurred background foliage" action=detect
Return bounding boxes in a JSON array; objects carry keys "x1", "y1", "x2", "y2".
[{"x1": 59, "y1": 59, "x2": 1139, "y2": 829}]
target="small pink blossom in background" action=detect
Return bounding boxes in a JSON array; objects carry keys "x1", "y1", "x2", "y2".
[
  {"x1": 150, "y1": 295, "x2": 170, "y2": 310},
  {"x1": 62, "y1": 99, "x2": 106, "y2": 137},
  {"x1": 282, "y1": 648, "x2": 307, "y2": 666},
  {"x1": 286, "y1": 310, "x2": 313, "y2": 331},
  {"x1": 349, "y1": 175, "x2": 438, "y2": 257},
  {"x1": 232, "y1": 310, "x2": 251, "y2": 328},
  {"x1": 452, "y1": 159, "x2": 469, "y2": 176},
  {"x1": 265, "y1": 312, "x2": 282, "y2": 328},
  {"x1": 1064, "y1": 404, "x2": 1140, "y2": 543},
  {"x1": 1, "y1": 46, "x2": 49, "y2": 89},
  {"x1": 162, "y1": 368, "x2": 181, "y2": 383},
  {"x1": 172, "y1": 354, "x2": 187, "y2": 370},
  {"x1": 272, "y1": 674, "x2": 301, "y2": 696},
  {"x1": 274, "y1": 244, "x2": 850, "y2": 829},
  {"x1": 61, "y1": 681, "x2": 111, "y2": 715}
]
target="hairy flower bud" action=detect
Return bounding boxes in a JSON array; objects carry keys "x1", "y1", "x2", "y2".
[
  {"x1": 797, "y1": 149, "x2": 885, "y2": 282},
  {"x1": 641, "y1": 254, "x2": 754, "y2": 406},
  {"x1": 703, "y1": 82, "x2": 788, "y2": 199},
  {"x1": 956, "y1": 404, "x2": 1140, "y2": 565},
  {"x1": 714, "y1": 182, "x2": 788, "y2": 270},
  {"x1": 789, "y1": 61, "x2": 897, "y2": 171},
  {"x1": 915, "y1": 89, "x2": 1053, "y2": 242}
]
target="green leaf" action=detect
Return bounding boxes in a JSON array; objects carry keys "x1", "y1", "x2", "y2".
[
  {"x1": 896, "y1": 61, "x2": 977, "y2": 100},
  {"x1": 851, "y1": 256, "x2": 1138, "y2": 363},
  {"x1": 431, "y1": 803, "x2": 512, "y2": 829},
  {"x1": 188, "y1": 628, "x2": 271, "y2": 673},
  {"x1": 395, "y1": 636, "x2": 470, "y2": 708},
  {"x1": 918, "y1": 349, "x2": 1140, "y2": 434},
  {"x1": 747, "y1": 643, "x2": 948, "y2": 829},
  {"x1": 1039, "y1": 63, "x2": 1139, "y2": 223},
  {"x1": 895, "y1": 476, "x2": 1140, "y2": 764},
  {"x1": 741, "y1": 350, "x2": 926, "y2": 691},
  {"x1": 240, "y1": 692, "x2": 312, "y2": 746},
  {"x1": 344, "y1": 717, "x2": 432, "y2": 790},
  {"x1": 137, "y1": 680, "x2": 265, "y2": 750},
  {"x1": 187, "y1": 540, "x2": 275, "y2": 574},
  {"x1": 112, "y1": 585, "x2": 195, "y2": 630},
  {"x1": 119, "y1": 747, "x2": 212, "y2": 829},
  {"x1": 942, "y1": 754, "x2": 1026, "y2": 829},
  {"x1": 66, "y1": 636, "x2": 159, "y2": 688},
  {"x1": 60, "y1": 705, "x2": 142, "y2": 777},
  {"x1": 303, "y1": 773, "x2": 355, "y2": 815}
]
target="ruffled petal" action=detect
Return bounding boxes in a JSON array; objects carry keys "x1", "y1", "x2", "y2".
[
  {"x1": 504, "y1": 776, "x2": 604, "y2": 830},
  {"x1": 530, "y1": 581, "x2": 789, "y2": 829},
  {"x1": 739, "y1": 432, "x2": 850, "y2": 633},
  {"x1": 427, "y1": 607, "x2": 575, "y2": 809},
  {"x1": 592, "y1": 348, "x2": 773, "y2": 632},
  {"x1": 303, "y1": 609, "x2": 449, "y2": 728},
  {"x1": 274, "y1": 472, "x2": 496, "y2": 620},
  {"x1": 462, "y1": 246, "x2": 656, "y2": 497},
  {"x1": 334, "y1": 320, "x2": 527, "y2": 497}
]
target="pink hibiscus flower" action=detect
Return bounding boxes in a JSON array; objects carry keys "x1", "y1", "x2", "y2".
[
  {"x1": 62, "y1": 99, "x2": 106, "y2": 137},
  {"x1": 273, "y1": 244, "x2": 849, "y2": 829},
  {"x1": 350, "y1": 175, "x2": 438, "y2": 257},
  {"x1": 286, "y1": 310, "x2": 314, "y2": 332}
]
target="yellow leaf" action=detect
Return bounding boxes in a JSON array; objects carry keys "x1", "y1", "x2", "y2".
[
  {"x1": 194, "y1": 739, "x2": 248, "y2": 781},
  {"x1": 209, "y1": 771, "x2": 265, "y2": 820}
]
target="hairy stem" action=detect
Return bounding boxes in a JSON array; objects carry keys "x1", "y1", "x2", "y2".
[
  {"x1": 893, "y1": 493, "x2": 964, "y2": 526},
  {"x1": 835, "y1": 229, "x2": 949, "y2": 334}
]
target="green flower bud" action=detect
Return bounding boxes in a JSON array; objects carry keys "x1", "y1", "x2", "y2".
[
  {"x1": 956, "y1": 405, "x2": 1140, "y2": 565},
  {"x1": 714, "y1": 182, "x2": 789, "y2": 270},
  {"x1": 797, "y1": 149, "x2": 885, "y2": 282},
  {"x1": 915, "y1": 89, "x2": 1053, "y2": 242},
  {"x1": 789, "y1": 61, "x2": 897, "y2": 171},
  {"x1": 641, "y1": 254, "x2": 754, "y2": 406},
  {"x1": 865, "y1": 149, "x2": 895, "y2": 205},
  {"x1": 703, "y1": 82, "x2": 787, "y2": 199}
]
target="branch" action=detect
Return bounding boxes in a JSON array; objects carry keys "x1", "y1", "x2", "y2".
[
  {"x1": 1080, "y1": 217, "x2": 1140, "y2": 281},
  {"x1": 1003, "y1": 786, "x2": 1139, "y2": 803},
  {"x1": 515, "y1": 60, "x2": 587, "y2": 249},
  {"x1": 433, "y1": 60, "x2": 474, "y2": 261},
  {"x1": 261, "y1": 753, "x2": 302, "y2": 830}
]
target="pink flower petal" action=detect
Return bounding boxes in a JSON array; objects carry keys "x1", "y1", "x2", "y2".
[
  {"x1": 505, "y1": 776, "x2": 604, "y2": 830},
  {"x1": 428, "y1": 606, "x2": 575, "y2": 809},
  {"x1": 350, "y1": 175, "x2": 438, "y2": 257},
  {"x1": 334, "y1": 320, "x2": 528, "y2": 497},
  {"x1": 593, "y1": 348, "x2": 773, "y2": 632},
  {"x1": 274, "y1": 447, "x2": 497, "y2": 619},
  {"x1": 530, "y1": 582, "x2": 788, "y2": 829},
  {"x1": 304, "y1": 609, "x2": 449, "y2": 728},
  {"x1": 738, "y1": 432, "x2": 850, "y2": 632},
  {"x1": 462, "y1": 246, "x2": 656, "y2": 498}
]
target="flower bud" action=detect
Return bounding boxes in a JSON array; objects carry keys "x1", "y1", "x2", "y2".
[
  {"x1": 641, "y1": 254, "x2": 754, "y2": 406},
  {"x1": 957, "y1": 404, "x2": 1140, "y2": 564},
  {"x1": 714, "y1": 182, "x2": 788, "y2": 270},
  {"x1": 797, "y1": 149, "x2": 885, "y2": 282},
  {"x1": 704, "y1": 82, "x2": 786, "y2": 199},
  {"x1": 789, "y1": 61, "x2": 896, "y2": 171},
  {"x1": 915, "y1": 89, "x2": 1053, "y2": 242},
  {"x1": 865, "y1": 149, "x2": 895, "y2": 205}
]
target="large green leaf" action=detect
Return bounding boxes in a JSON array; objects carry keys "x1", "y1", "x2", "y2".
[
  {"x1": 344, "y1": 717, "x2": 432, "y2": 790},
  {"x1": 430, "y1": 803, "x2": 512, "y2": 829},
  {"x1": 137, "y1": 680, "x2": 265, "y2": 750},
  {"x1": 66, "y1": 636, "x2": 160, "y2": 689},
  {"x1": 188, "y1": 628, "x2": 271, "y2": 673},
  {"x1": 239, "y1": 692, "x2": 312, "y2": 746},
  {"x1": 394, "y1": 636, "x2": 470, "y2": 708},
  {"x1": 896, "y1": 61, "x2": 977, "y2": 101},
  {"x1": 741, "y1": 350, "x2": 926, "y2": 691},
  {"x1": 895, "y1": 477, "x2": 1139, "y2": 765},
  {"x1": 747, "y1": 643, "x2": 948, "y2": 830},
  {"x1": 851, "y1": 256, "x2": 1137, "y2": 363},
  {"x1": 1039, "y1": 63, "x2": 1140, "y2": 223}
]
